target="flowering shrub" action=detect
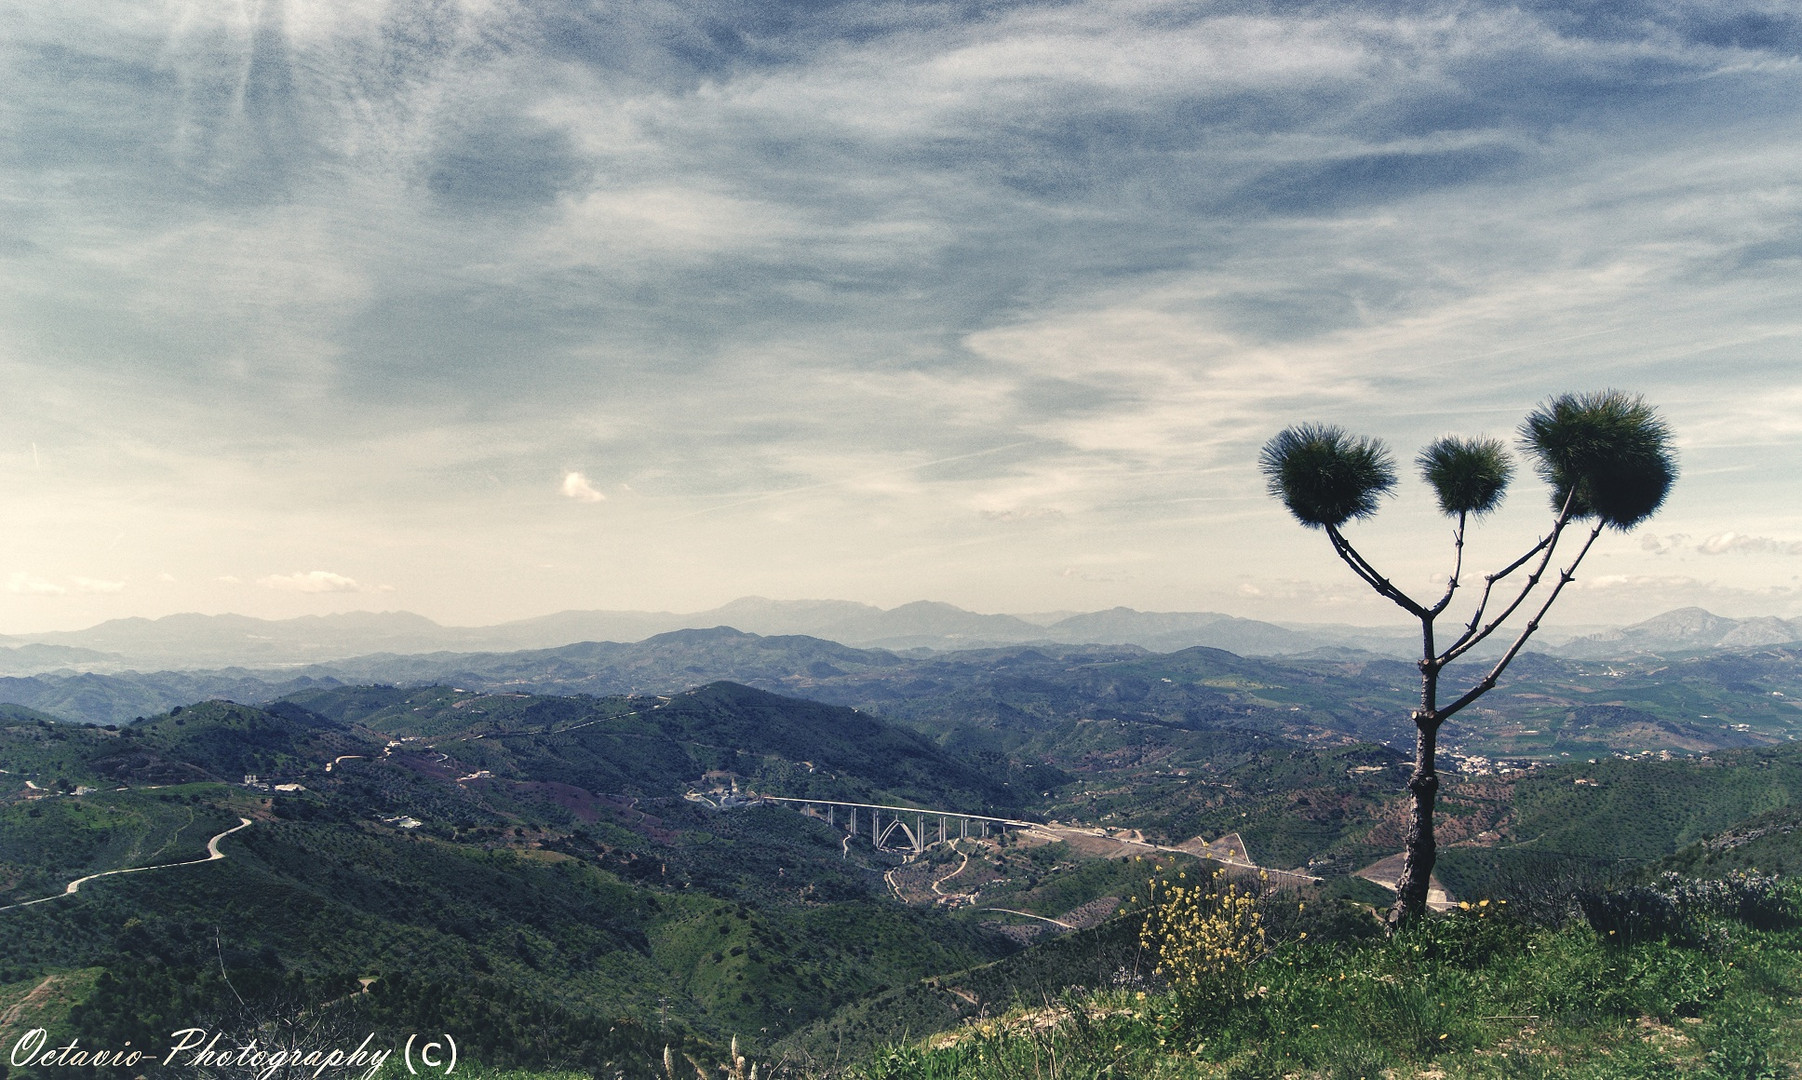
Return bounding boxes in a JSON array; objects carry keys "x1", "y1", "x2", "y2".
[{"x1": 1137, "y1": 868, "x2": 1267, "y2": 1010}]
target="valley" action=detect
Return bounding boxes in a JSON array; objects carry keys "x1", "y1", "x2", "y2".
[{"x1": 6, "y1": 621, "x2": 1802, "y2": 1075}]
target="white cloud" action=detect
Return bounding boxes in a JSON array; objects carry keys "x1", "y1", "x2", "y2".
[
  {"x1": 1696, "y1": 532, "x2": 1802, "y2": 556},
  {"x1": 259, "y1": 570, "x2": 362, "y2": 593},
  {"x1": 71, "y1": 577, "x2": 126, "y2": 594},
  {"x1": 7, "y1": 573, "x2": 65, "y2": 596},
  {"x1": 1576, "y1": 574, "x2": 1705, "y2": 592},
  {"x1": 1644, "y1": 532, "x2": 1802, "y2": 556},
  {"x1": 5, "y1": 0, "x2": 1802, "y2": 630},
  {"x1": 561, "y1": 471, "x2": 607, "y2": 503}
]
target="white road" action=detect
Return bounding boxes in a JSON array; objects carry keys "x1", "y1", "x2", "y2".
[{"x1": 0, "y1": 817, "x2": 253, "y2": 913}]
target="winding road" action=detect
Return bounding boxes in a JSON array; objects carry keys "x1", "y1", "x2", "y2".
[
  {"x1": 930, "y1": 846, "x2": 970, "y2": 897},
  {"x1": 0, "y1": 817, "x2": 253, "y2": 914}
]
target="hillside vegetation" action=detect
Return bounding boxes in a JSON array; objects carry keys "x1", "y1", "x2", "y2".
[{"x1": 6, "y1": 677, "x2": 1802, "y2": 1077}]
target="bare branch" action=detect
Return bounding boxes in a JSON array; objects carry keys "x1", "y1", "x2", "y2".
[
  {"x1": 1439, "y1": 523, "x2": 1603, "y2": 721},
  {"x1": 1440, "y1": 490, "x2": 1579, "y2": 661},
  {"x1": 1325, "y1": 527, "x2": 1389, "y2": 594},
  {"x1": 1326, "y1": 524, "x2": 1427, "y2": 618},
  {"x1": 1428, "y1": 511, "x2": 1467, "y2": 617}
]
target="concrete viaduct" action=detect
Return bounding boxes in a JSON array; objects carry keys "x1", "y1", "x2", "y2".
[{"x1": 759, "y1": 796, "x2": 1040, "y2": 854}]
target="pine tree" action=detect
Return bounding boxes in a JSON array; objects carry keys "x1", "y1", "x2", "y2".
[{"x1": 1258, "y1": 391, "x2": 1676, "y2": 927}]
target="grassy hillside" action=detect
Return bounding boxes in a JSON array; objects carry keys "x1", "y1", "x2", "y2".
[
  {"x1": 11, "y1": 675, "x2": 1802, "y2": 1076},
  {"x1": 828, "y1": 880, "x2": 1802, "y2": 1079},
  {"x1": 0, "y1": 685, "x2": 1031, "y2": 1074}
]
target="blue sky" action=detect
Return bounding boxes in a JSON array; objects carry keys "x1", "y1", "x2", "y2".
[{"x1": 2, "y1": 0, "x2": 1801, "y2": 632}]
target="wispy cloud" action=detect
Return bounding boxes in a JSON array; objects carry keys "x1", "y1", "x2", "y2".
[
  {"x1": 1641, "y1": 532, "x2": 1802, "y2": 556},
  {"x1": 259, "y1": 571, "x2": 362, "y2": 594},
  {"x1": 1697, "y1": 533, "x2": 1802, "y2": 556},
  {"x1": 4, "y1": 0, "x2": 1802, "y2": 628},
  {"x1": 7, "y1": 573, "x2": 65, "y2": 596}
]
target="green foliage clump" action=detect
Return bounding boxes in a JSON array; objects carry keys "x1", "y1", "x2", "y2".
[
  {"x1": 1258, "y1": 425, "x2": 1396, "y2": 529},
  {"x1": 1520, "y1": 390, "x2": 1677, "y2": 529},
  {"x1": 1418, "y1": 436, "x2": 1513, "y2": 518},
  {"x1": 1577, "y1": 870, "x2": 1795, "y2": 947}
]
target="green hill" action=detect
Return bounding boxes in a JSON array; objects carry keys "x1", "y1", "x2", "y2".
[
  {"x1": 0, "y1": 684, "x2": 1031, "y2": 1072},
  {"x1": 13, "y1": 675, "x2": 1802, "y2": 1075},
  {"x1": 1433, "y1": 745, "x2": 1802, "y2": 898}
]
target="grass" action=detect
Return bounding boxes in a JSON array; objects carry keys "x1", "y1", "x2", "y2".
[{"x1": 814, "y1": 881, "x2": 1802, "y2": 1079}]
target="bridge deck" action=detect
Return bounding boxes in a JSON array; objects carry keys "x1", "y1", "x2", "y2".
[{"x1": 759, "y1": 796, "x2": 1038, "y2": 828}]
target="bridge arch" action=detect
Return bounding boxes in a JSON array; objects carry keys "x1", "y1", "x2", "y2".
[{"x1": 877, "y1": 818, "x2": 919, "y2": 852}]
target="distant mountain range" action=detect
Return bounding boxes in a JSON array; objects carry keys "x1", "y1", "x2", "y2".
[
  {"x1": 0, "y1": 600, "x2": 1796, "y2": 675},
  {"x1": 0, "y1": 599, "x2": 1343, "y2": 668},
  {"x1": 1554, "y1": 607, "x2": 1802, "y2": 658},
  {"x1": 0, "y1": 597, "x2": 1504, "y2": 671}
]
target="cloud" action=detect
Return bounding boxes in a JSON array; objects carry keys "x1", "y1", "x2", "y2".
[
  {"x1": 259, "y1": 570, "x2": 362, "y2": 593},
  {"x1": 979, "y1": 507, "x2": 1065, "y2": 523},
  {"x1": 5, "y1": 0, "x2": 1802, "y2": 628},
  {"x1": 1643, "y1": 532, "x2": 1802, "y2": 556},
  {"x1": 1578, "y1": 574, "x2": 1706, "y2": 592},
  {"x1": 561, "y1": 471, "x2": 607, "y2": 502},
  {"x1": 7, "y1": 573, "x2": 65, "y2": 596},
  {"x1": 1696, "y1": 533, "x2": 1802, "y2": 556},
  {"x1": 71, "y1": 577, "x2": 126, "y2": 594}
]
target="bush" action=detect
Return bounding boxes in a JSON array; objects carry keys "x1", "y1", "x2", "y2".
[
  {"x1": 1577, "y1": 872, "x2": 1797, "y2": 946},
  {"x1": 1139, "y1": 867, "x2": 1267, "y2": 1012},
  {"x1": 1671, "y1": 872, "x2": 1796, "y2": 931},
  {"x1": 1577, "y1": 883, "x2": 1687, "y2": 945}
]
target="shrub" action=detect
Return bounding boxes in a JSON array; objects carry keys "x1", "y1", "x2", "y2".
[
  {"x1": 1669, "y1": 871, "x2": 1796, "y2": 931},
  {"x1": 1576, "y1": 883, "x2": 1687, "y2": 945},
  {"x1": 1139, "y1": 868, "x2": 1267, "y2": 1012},
  {"x1": 1577, "y1": 872, "x2": 1798, "y2": 946}
]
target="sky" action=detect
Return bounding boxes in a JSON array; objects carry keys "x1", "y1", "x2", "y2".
[{"x1": 2, "y1": 0, "x2": 1801, "y2": 634}]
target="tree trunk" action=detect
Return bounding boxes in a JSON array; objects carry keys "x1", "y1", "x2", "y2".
[{"x1": 1387, "y1": 720, "x2": 1439, "y2": 929}]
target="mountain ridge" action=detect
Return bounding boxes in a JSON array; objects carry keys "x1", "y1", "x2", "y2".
[{"x1": 5, "y1": 600, "x2": 1799, "y2": 674}]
